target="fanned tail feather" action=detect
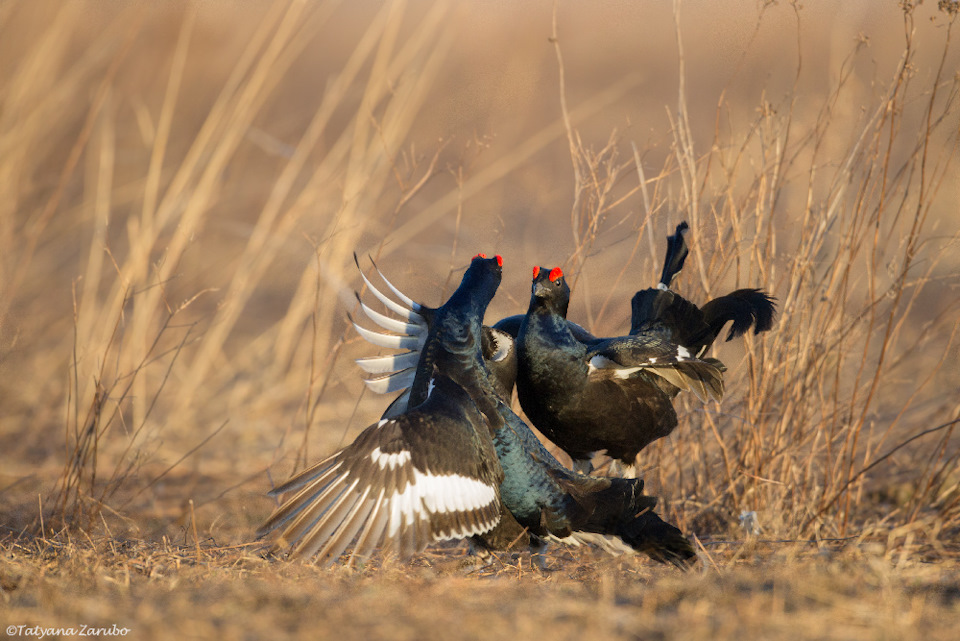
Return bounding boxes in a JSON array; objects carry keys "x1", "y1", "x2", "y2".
[{"x1": 565, "y1": 475, "x2": 695, "y2": 567}]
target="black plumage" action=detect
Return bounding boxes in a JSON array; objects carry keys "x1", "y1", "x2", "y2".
[
  {"x1": 353, "y1": 253, "x2": 519, "y2": 417},
  {"x1": 352, "y1": 254, "x2": 696, "y2": 567},
  {"x1": 515, "y1": 223, "x2": 776, "y2": 474},
  {"x1": 629, "y1": 222, "x2": 777, "y2": 355},
  {"x1": 515, "y1": 265, "x2": 725, "y2": 473}
]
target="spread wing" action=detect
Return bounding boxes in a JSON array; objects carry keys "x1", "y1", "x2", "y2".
[
  {"x1": 585, "y1": 334, "x2": 724, "y2": 403},
  {"x1": 258, "y1": 398, "x2": 502, "y2": 566}
]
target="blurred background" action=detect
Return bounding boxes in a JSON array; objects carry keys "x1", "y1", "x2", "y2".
[{"x1": 1, "y1": 0, "x2": 957, "y2": 546}]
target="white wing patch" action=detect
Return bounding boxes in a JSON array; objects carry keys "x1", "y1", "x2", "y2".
[
  {"x1": 260, "y1": 450, "x2": 501, "y2": 566},
  {"x1": 362, "y1": 368, "x2": 416, "y2": 394},
  {"x1": 355, "y1": 351, "x2": 420, "y2": 374},
  {"x1": 588, "y1": 344, "x2": 697, "y2": 379},
  {"x1": 357, "y1": 300, "x2": 423, "y2": 336},
  {"x1": 587, "y1": 355, "x2": 618, "y2": 372},
  {"x1": 370, "y1": 446, "x2": 412, "y2": 470},
  {"x1": 352, "y1": 323, "x2": 421, "y2": 351},
  {"x1": 385, "y1": 469, "x2": 499, "y2": 537}
]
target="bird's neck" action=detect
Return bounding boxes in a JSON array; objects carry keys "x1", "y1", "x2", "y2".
[{"x1": 522, "y1": 301, "x2": 580, "y2": 350}]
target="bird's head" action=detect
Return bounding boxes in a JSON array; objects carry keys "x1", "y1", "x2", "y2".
[
  {"x1": 459, "y1": 252, "x2": 503, "y2": 304},
  {"x1": 442, "y1": 253, "x2": 503, "y2": 324},
  {"x1": 530, "y1": 265, "x2": 570, "y2": 316}
]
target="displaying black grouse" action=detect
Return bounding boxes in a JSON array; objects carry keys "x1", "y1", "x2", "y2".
[
  {"x1": 259, "y1": 255, "x2": 517, "y2": 566},
  {"x1": 349, "y1": 254, "x2": 696, "y2": 566},
  {"x1": 515, "y1": 265, "x2": 722, "y2": 475},
  {"x1": 515, "y1": 223, "x2": 776, "y2": 475}
]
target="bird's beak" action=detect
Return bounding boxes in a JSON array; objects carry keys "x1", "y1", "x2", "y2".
[{"x1": 533, "y1": 279, "x2": 552, "y2": 299}]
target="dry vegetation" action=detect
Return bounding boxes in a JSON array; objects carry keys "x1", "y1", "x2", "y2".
[{"x1": 2, "y1": 0, "x2": 960, "y2": 638}]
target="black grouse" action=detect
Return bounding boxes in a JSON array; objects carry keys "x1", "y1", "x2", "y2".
[
  {"x1": 514, "y1": 223, "x2": 776, "y2": 475},
  {"x1": 353, "y1": 253, "x2": 517, "y2": 415},
  {"x1": 349, "y1": 254, "x2": 697, "y2": 566},
  {"x1": 258, "y1": 255, "x2": 517, "y2": 566}
]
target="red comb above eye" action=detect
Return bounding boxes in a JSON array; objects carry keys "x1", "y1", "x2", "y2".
[
  {"x1": 532, "y1": 266, "x2": 540, "y2": 279},
  {"x1": 549, "y1": 267, "x2": 563, "y2": 282},
  {"x1": 495, "y1": 255, "x2": 503, "y2": 266},
  {"x1": 472, "y1": 253, "x2": 487, "y2": 260}
]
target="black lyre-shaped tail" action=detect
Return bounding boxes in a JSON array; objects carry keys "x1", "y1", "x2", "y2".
[{"x1": 659, "y1": 222, "x2": 690, "y2": 289}]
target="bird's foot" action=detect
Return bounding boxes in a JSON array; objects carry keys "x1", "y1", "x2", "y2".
[{"x1": 529, "y1": 538, "x2": 554, "y2": 572}]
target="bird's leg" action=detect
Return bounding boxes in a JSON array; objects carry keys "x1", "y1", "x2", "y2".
[
  {"x1": 529, "y1": 536, "x2": 550, "y2": 571},
  {"x1": 460, "y1": 539, "x2": 495, "y2": 571}
]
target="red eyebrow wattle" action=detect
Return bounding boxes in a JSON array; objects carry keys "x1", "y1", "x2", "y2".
[
  {"x1": 549, "y1": 267, "x2": 563, "y2": 282},
  {"x1": 472, "y1": 253, "x2": 487, "y2": 259},
  {"x1": 532, "y1": 266, "x2": 540, "y2": 279}
]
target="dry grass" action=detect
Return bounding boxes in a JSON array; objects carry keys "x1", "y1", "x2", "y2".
[
  {"x1": 2, "y1": 537, "x2": 959, "y2": 641},
  {"x1": 2, "y1": 0, "x2": 960, "y2": 638}
]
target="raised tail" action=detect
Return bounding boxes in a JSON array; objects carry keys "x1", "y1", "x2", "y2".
[
  {"x1": 701, "y1": 288, "x2": 777, "y2": 343},
  {"x1": 658, "y1": 222, "x2": 690, "y2": 289},
  {"x1": 630, "y1": 222, "x2": 692, "y2": 336}
]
